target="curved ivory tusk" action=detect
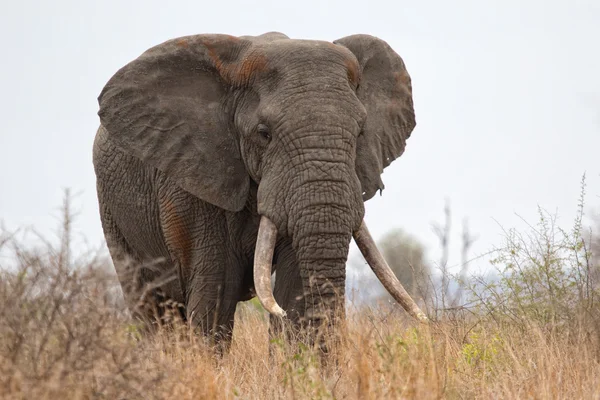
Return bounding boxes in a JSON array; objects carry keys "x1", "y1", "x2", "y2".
[
  {"x1": 353, "y1": 221, "x2": 429, "y2": 323},
  {"x1": 253, "y1": 216, "x2": 286, "y2": 318}
]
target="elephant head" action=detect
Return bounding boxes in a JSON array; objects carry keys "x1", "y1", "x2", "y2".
[{"x1": 97, "y1": 32, "x2": 428, "y2": 330}]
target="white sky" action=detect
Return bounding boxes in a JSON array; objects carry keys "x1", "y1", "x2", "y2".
[{"x1": 1, "y1": 0, "x2": 599, "y2": 275}]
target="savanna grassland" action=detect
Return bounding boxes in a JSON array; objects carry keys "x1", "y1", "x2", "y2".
[{"x1": 1, "y1": 186, "x2": 599, "y2": 399}]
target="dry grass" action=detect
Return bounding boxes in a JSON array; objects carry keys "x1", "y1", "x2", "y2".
[
  {"x1": 1, "y1": 260, "x2": 599, "y2": 400},
  {"x1": 1, "y1": 192, "x2": 600, "y2": 399}
]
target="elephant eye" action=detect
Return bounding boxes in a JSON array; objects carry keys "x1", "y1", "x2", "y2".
[{"x1": 257, "y1": 124, "x2": 271, "y2": 141}]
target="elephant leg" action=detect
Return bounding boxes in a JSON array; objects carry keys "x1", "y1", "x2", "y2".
[
  {"x1": 177, "y1": 219, "x2": 242, "y2": 351},
  {"x1": 186, "y1": 259, "x2": 241, "y2": 352},
  {"x1": 99, "y1": 203, "x2": 182, "y2": 331},
  {"x1": 270, "y1": 239, "x2": 305, "y2": 339},
  {"x1": 158, "y1": 183, "x2": 244, "y2": 353}
]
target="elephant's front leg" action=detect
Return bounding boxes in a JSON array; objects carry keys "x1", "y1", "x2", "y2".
[
  {"x1": 182, "y1": 215, "x2": 245, "y2": 352},
  {"x1": 186, "y1": 257, "x2": 241, "y2": 350},
  {"x1": 159, "y1": 188, "x2": 242, "y2": 351}
]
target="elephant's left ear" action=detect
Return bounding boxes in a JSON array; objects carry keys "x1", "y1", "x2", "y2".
[
  {"x1": 334, "y1": 35, "x2": 416, "y2": 201},
  {"x1": 97, "y1": 35, "x2": 253, "y2": 212}
]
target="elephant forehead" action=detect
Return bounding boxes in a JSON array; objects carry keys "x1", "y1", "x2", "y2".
[{"x1": 257, "y1": 40, "x2": 360, "y2": 79}]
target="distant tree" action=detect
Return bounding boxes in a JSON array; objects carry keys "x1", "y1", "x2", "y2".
[
  {"x1": 346, "y1": 228, "x2": 433, "y2": 308},
  {"x1": 377, "y1": 228, "x2": 432, "y2": 300}
]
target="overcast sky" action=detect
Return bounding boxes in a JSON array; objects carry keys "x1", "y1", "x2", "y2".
[{"x1": 1, "y1": 0, "x2": 599, "y2": 276}]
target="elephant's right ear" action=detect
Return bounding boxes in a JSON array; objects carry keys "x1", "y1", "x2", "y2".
[
  {"x1": 98, "y1": 35, "x2": 251, "y2": 212},
  {"x1": 334, "y1": 35, "x2": 416, "y2": 202}
]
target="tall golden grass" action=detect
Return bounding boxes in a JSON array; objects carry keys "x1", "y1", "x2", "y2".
[{"x1": 1, "y1": 187, "x2": 599, "y2": 399}]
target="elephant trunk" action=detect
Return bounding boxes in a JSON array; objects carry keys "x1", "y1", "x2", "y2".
[
  {"x1": 253, "y1": 182, "x2": 357, "y2": 329},
  {"x1": 285, "y1": 174, "x2": 361, "y2": 330}
]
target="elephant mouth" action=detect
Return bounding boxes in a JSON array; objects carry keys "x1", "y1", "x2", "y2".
[{"x1": 252, "y1": 215, "x2": 429, "y2": 323}]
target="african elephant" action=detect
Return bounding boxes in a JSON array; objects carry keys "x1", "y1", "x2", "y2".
[{"x1": 93, "y1": 31, "x2": 427, "y2": 349}]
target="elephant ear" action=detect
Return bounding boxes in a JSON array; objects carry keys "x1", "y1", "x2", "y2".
[
  {"x1": 334, "y1": 34, "x2": 416, "y2": 201},
  {"x1": 98, "y1": 34, "x2": 252, "y2": 212}
]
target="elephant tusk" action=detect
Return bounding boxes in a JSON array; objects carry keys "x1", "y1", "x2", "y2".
[
  {"x1": 254, "y1": 216, "x2": 286, "y2": 318},
  {"x1": 353, "y1": 221, "x2": 429, "y2": 324}
]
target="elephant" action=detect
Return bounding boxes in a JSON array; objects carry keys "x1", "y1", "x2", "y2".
[{"x1": 93, "y1": 31, "x2": 428, "y2": 350}]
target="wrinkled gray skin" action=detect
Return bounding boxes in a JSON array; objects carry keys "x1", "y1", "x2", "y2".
[{"x1": 93, "y1": 32, "x2": 416, "y2": 348}]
